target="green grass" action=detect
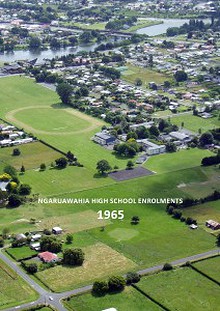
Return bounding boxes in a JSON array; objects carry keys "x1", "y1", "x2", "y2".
[
  {"x1": 122, "y1": 64, "x2": 170, "y2": 86},
  {"x1": 138, "y1": 267, "x2": 220, "y2": 311},
  {"x1": 127, "y1": 20, "x2": 163, "y2": 32},
  {"x1": 0, "y1": 142, "x2": 61, "y2": 170},
  {"x1": 0, "y1": 259, "x2": 38, "y2": 310},
  {"x1": 71, "y1": 22, "x2": 107, "y2": 30},
  {"x1": 194, "y1": 256, "x2": 220, "y2": 282},
  {"x1": 35, "y1": 243, "x2": 136, "y2": 292},
  {"x1": 64, "y1": 286, "x2": 162, "y2": 311},
  {"x1": 144, "y1": 148, "x2": 213, "y2": 174},
  {"x1": 170, "y1": 114, "x2": 220, "y2": 133},
  {"x1": 6, "y1": 246, "x2": 37, "y2": 261}
]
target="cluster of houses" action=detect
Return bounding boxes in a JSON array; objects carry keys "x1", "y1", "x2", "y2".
[
  {"x1": 0, "y1": 123, "x2": 34, "y2": 147},
  {"x1": 14, "y1": 227, "x2": 64, "y2": 264}
]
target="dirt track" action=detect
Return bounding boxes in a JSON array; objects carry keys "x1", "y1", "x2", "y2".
[{"x1": 5, "y1": 105, "x2": 103, "y2": 135}]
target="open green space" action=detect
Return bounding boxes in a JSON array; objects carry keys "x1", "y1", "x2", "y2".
[
  {"x1": 0, "y1": 142, "x2": 61, "y2": 170},
  {"x1": 194, "y1": 256, "x2": 220, "y2": 282},
  {"x1": 0, "y1": 76, "x2": 132, "y2": 171},
  {"x1": 144, "y1": 148, "x2": 212, "y2": 174},
  {"x1": 127, "y1": 19, "x2": 163, "y2": 32},
  {"x1": 14, "y1": 107, "x2": 91, "y2": 133},
  {"x1": 138, "y1": 267, "x2": 220, "y2": 311},
  {"x1": 0, "y1": 258, "x2": 38, "y2": 310},
  {"x1": 170, "y1": 114, "x2": 220, "y2": 133},
  {"x1": 35, "y1": 243, "x2": 136, "y2": 292},
  {"x1": 122, "y1": 64, "x2": 170, "y2": 86},
  {"x1": 71, "y1": 22, "x2": 107, "y2": 30},
  {"x1": 6, "y1": 246, "x2": 37, "y2": 261},
  {"x1": 180, "y1": 165, "x2": 220, "y2": 198},
  {"x1": 64, "y1": 286, "x2": 162, "y2": 311}
]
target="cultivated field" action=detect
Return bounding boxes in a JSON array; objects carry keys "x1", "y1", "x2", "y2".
[
  {"x1": 35, "y1": 243, "x2": 137, "y2": 292},
  {"x1": 138, "y1": 267, "x2": 220, "y2": 311},
  {"x1": 194, "y1": 256, "x2": 220, "y2": 282},
  {"x1": 64, "y1": 286, "x2": 162, "y2": 311},
  {"x1": 0, "y1": 259, "x2": 38, "y2": 310}
]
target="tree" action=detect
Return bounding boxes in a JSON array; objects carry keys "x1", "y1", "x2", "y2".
[
  {"x1": 63, "y1": 248, "x2": 85, "y2": 266},
  {"x1": 12, "y1": 148, "x2": 21, "y2": 156},
  {"x1": 92, "y1": 281, "x2": 109, "y2": 296},
  {"x1": 149, "y1": 125, "x2": 160, "y2": 137},
  {"x1": 199, "y1": 132, "x2": 214, "y2": 147},
  {"x1": 40, "y1": 236, "x2": 62, "y2": 253},
  {"x1": 20, "y1": 165, "x2": 25, "y2": 174},
  {"x1": 174, "y1": 70, "x2": 188, "y2": 82},
  {"x1": 217, "y1": 234, "x2": 220, "y2": 246},
  {"x1": 66, "y1": 234, "x2": 73, "y2": 244},
  {"x1": 96, "y1": 160, "x2": 112, "y2": 175},
  {"x1": 40, "y1": 163, "x2": 46, "y2": 171},
  {"x1": 0, "y1": 237, "x2": 4, "y2": 247},
  {"x1": 166, "y1": 142, "x2": 177, "y2": 152},
  {"x1": 131, "y1": 216, "x2": 140, "y2": 225},
  {"x1": 163, "y1": 263, "x2": 173, "y2": 271},
  {"x1": 19, "y1": 184, "x2": 31, "y2": 195},
  {"x1": 2, "y1": 227, "x2": 10, "y2": 239},
  {"x1": 29, "y1": 36, "x2": 41, "y2": 50},
  {"x1": 108, "y1": 276, "x2": 125, "y2": 292},
  {"x1": 56, "y1": 82, "x2": 72, "y2": 105},
  {"x1": 8, "y1": 194, "x2": 22, "y2": 207},
  {"x1": 66, "y1": 151, "x2": 76, "y2": 161},
  {"x1": 135, "y1": 78, "x2": 142, "y2": 86},
  {"x1": 26, "y1": 263, "x2": 38, "y2": 274},
  {"x1": 126, "y1": 272, "x2": 141, "y2": 285},
  {"x1": 4, "y1": 165, "x2": 17, "y2": 178},
  {"x1": 127, "y1": 160, "x2": 134, "y2": 170},
  {"x1": 55, "y1": 157, "x2": 68, "y2": 169}
]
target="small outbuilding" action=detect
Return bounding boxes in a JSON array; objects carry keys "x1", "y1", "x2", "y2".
[
  {"x1": 52, "y1": 226, "x2": 63, "y2": 234},
  {"x1": 206, "y1": 220, "x2": 220, "y2": 230}
]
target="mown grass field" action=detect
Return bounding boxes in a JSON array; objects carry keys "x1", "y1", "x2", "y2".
[
  {"x1": 121, "y1": 64, "x2": 170, "y2": 86},
  {"x1": 170, "y1": 114, "x2": 219, "y2": 133},
  {"x1": 144, "y1": 148, "x2": 212, "y2": 174},
  {"x1": 6, "y1": 246, "x2": 37, "y2": 261},
  {"x1": 64, "y1": 286, "x2": 162, "y2": 311},
  {"x1": 138, "y1": 267, "x2": 220, "y2": 311},
  {"x1": 0, "y1": 142, "x2": 61, "y2": 170},
  {"x1": 35, "y1": 243, "x2": 136, "y2": 292},
  {"x1": 0, "y1": 259, "x2": 38, "y2": 310},
  {"x1": 194, "y1": 256, "x2": 220, "y2": 282}
]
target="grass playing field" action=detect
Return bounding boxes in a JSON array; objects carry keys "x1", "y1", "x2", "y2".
[
  {"x1": 138, "y1": 267, "x2": 220, "y2": 311},
  {"x1": 0, "y1": 259, "x2": 38, "y2": 310}
]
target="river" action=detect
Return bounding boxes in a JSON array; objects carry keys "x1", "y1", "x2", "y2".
[{"x1": 0, "y1": 18, "x2": 203, "y2": 62}]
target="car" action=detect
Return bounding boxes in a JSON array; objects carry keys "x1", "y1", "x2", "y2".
[{"x1": 49, "y1": 296, "x2": 54, "y2": 301}]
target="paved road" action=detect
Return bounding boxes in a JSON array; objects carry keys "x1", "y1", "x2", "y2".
[{"x1": 0, "y1": 247, "x2": 220, "y2": 311}]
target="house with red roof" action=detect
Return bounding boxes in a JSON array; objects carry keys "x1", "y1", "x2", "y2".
[{"x1": 38, "y1": 251, "x2": 58, "y2": 263}]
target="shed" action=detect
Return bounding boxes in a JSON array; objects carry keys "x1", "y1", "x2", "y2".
[{"x1": 52, "y1": 227, "x2": 63, "y2": 234}]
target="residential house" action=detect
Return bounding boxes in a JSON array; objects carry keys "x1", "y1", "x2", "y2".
[
  {"x1": 206, "y1": 220, "x2": 220, "y2": 230},
  {"x1": 38, "y1": 251, "x2": 58, "y2": 263},
  {"x1": 52, "y1": 227, "x2": 63, "y2": 234}
]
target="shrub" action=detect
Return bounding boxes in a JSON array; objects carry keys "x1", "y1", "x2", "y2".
[
  {"x1": 108, "y1": 276, "x2": 125, "y2": 292},
  {"x1": 92, "y1": 281, "x2": 109, "y2": 296},
  {"x1": 163, "y1": 263, "x2": 173, "y2": 271},
  {"x1": 126, "y1": 272, "x2": 141, "y2": 285}
]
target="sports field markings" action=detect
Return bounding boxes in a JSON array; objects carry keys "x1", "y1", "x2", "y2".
[{"x1": 6, "y1": 105, "x2": 104, "y2": 135}]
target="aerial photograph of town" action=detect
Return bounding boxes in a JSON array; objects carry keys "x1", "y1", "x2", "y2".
[{"x1": 0, "y1": 0, "x2": 219, "y2": 310}]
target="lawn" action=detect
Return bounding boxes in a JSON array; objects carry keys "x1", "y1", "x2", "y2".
[
  {"x1": 138, "y1": 267, "x2": 220, "y2": 311},
  {"x1": 194, "y1": 256, "x2": 220, "y2": 282},
  {"x1": 6, "y1": 246, "x2": 38, "y2": 261},
  {"x1": 35, "y1": 243, "x2": 136, "y2": 292},
  {"x1": 121, "y1": 64, "x2": 170, "y2": 86},
  {"x1": 0, "y1": 259, "x2": 38, "y2": 310},
  {"x1": 144, "y1": 148, "x2": 213, "y2": 174},
  {"x1": 170, "y1": 114, "x2": 220, "y2": 133},
  {"x1": 72, "y1": 22, "x2": 107, "y2": 30},
  {"x1": 0, "y1": 141, "x2": 61, "y2": 170},
  {"x1": 64, "y1": 286, "x2": 162, "y2": 311}
]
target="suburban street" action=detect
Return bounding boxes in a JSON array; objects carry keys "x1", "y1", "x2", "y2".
[{"x1": 0, "y1": 247, "x2": 220, "y2": 311}]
